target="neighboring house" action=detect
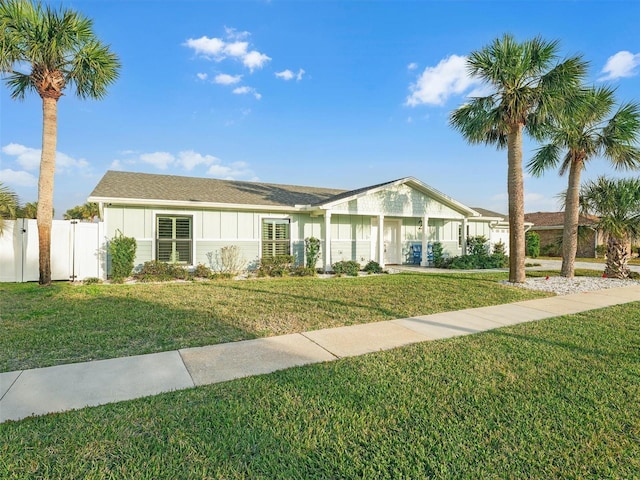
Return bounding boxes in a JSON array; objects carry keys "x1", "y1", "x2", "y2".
[
  {"x1": 524, "y1": 211, "x2": 603, "y2": 258},
  {"x1": 89, "y1": 171, "x2": 513, "y2": 273},
  {"x1": 469, "y1": 207, "x2": 530, "y2": 253}
]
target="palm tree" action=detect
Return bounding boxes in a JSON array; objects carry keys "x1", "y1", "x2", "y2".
[
  {"x1": 528, "y1": 87, "x2": 640, "y2": 277},
  {"x1": 579, "y1": 176, "x2": 640, "y2": 278},
  {"x1": 64, "y1": 202, "x2": 99, "y2": 221},
  {"x1": 0, "y1": 0, "x2": 119, "y2": 285},
  {"x1": 0, "y1": 181, "x2": 19, "y2": 234},
  {"x1": 18, "y1": 201, "x2": 38, "y2": 219},
  {"x1": 450, "y1": 34, "x2": 587, "y2": 283}
]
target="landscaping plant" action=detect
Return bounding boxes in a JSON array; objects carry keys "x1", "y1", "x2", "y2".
[{"x1": 108, "y1": 231, "x2": 137, "y2": 283}]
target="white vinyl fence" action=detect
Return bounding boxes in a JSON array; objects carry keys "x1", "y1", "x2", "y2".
[{"x1": 0, "y1": 219, "x2": 105, "y2": 282}]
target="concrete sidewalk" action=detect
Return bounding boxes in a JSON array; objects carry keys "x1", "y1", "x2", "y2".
[{"x1": 2, "y1": 284, "x2": 639, "y2": 423}]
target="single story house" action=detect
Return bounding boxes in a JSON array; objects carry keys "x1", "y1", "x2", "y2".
[
  {"x1": 89, "y1": 171, "x2": 514, "y2": 273},
  {"x1": 524, "y1": 211, "x2": 603, "y2": 258}
]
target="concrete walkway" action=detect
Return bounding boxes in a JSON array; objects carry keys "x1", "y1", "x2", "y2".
[{"x1": 2, "y1": 284, "x2": 639, "y2": 423}]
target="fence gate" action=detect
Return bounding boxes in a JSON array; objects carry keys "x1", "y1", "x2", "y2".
[{"x1": 0, "y1": 219, "x2": 104, "y2": 282}]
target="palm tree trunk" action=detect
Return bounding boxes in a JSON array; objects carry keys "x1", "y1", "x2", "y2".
[
  {"x1": 605, "y1": 235, "x2": 630, "y2": 279},
  {"x1": 37, "y1": 96, "x2": 59, "y2": 286},
  {"x1": 561, "y1": 159, "x2": 582, "y2": 278},
  {"x1": 507, "y1": 125, "x2": 526, "y2": 283}
]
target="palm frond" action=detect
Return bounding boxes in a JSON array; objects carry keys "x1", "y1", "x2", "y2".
[{"x1": 527, "y1": 143, "x2": 561, "y2": 177}]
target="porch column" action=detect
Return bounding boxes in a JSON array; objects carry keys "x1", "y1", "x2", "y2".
[
  {"x1": 378, "y1": 214, "x2": 385, "y2": 268},
  {"x1": 461, "y1": 218, "x2": 468, "y2": 255},
  {"x1": 420, "y1": 214, "x2": 429, "y2": 266},
  {"x1": 324, "y1": 210, "x2": 332, "y2": 272}
]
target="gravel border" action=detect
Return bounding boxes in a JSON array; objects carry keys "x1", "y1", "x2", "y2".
[{"x1": 502, "y1": 276, "x2": 640, "y2": 295}]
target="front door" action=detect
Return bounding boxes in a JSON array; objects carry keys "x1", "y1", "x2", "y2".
[{"x1": 383, "y1": 220, "x2": 401, "y2": 264}]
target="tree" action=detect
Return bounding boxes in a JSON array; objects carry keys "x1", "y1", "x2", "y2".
[
  {"x1": 450, "y1": 34, "x2": 587, "y2": 283},
  {"x1": 528, "y1": 87, "x2": 640, "y2": 277},
  {"x1": 17, "y1": 201, "x2": 38, "y2": 218},
  {"x1": 64, "y1": 202, "x2": 99, "y2": 221},
  {"x1": 0, "y1": 181, "x2": 19, "y2": 234},
  {"x1": 0, "y1": 0, "x2": 119, "y2": 285},
  {"x1": 579, "y1": 176, "x2": 640, "y2": 278}
]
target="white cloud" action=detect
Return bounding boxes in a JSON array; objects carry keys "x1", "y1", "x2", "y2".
[
  {"x1": 207, "y1": 161, "x2": 254, "y2": 179},
  {"x1": 177, "y1": 150, "x2": 219, "y2": 170},
  {"x1": 406, "y1": 54, "x2": 482, "y2": 107},
  {"x1": 214, "y1": 73, "x2": 242, "y2": 85},
  {"x1": 407, "y1": 62, "x2": 418, "y2": 71},
  {"x1": 233, "y1": 86, "x2": 261, "y2": 100},
  {"x1": 184, "y1": 36, "x2": 226, "y2": 58},
  {"x1": 224, "y1": 41, "x2": 248, "y2": 57},
  {"x1": 109, "y1": 159, "x2": 123, "y2": 170},
  {"x1": 0, "y1": 168, "x2": 38, "y2": 187},
  {"x1": 242, "y1": 50, "x2": 271, "y2": 72},
  {"x1": 599, "y1": 50, "x2": 640, "y2": 81},
  {"x1": 140, "y1": 152, "x2": 175, "y2": 169},
  {"x1": 196, "y1": 73, "x2": 208, "y2": 81},
  {"x1": 2, "y1": 143, "x2": 88, "y2": 172},
  {"x1": 275, "y1": 68, "x2": 305, "y2": 81},
  {"x1": 184, "y1": 29, "x2": 270, "y2": 72}
]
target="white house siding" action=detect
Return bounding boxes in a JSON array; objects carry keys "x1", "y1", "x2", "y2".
[{"x1": 330, "y1": 184, "x2": 465, "y2": 219}]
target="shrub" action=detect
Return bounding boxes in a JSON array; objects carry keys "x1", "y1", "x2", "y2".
[
  {"x1": 540, "y1": 243, "x2": 561, "y2": 257},
  {"x1": 109, "y1": 230, "x2": 137, "y2": 283},
  {"x1": 332, "y1": 260, "x2": 360, "y2": 277},
  {"x1": 258, "y1": 255, "x2": 295, "y2": 277},
  {"x1": 363, "y1": 260, "x2": 383, "y2": 274},
  {"x1": 291, "y1": 266, "x2": 317, "y2": 277},
  {"x1": 432, "y1": 242, "x2": 446, "y2": 267},
  {"x1": 82, "y1": 277, "x2": 102, "y2": 285},
  {"x1": 305, "y1": 237, "x2": 322, "y2": 269},
  {"x1": 192, "y1": 263, "x2": 212, "y2": 278},
  {"x1": 220, "y1": 245, "x2": 245, "y2": 274},
  {"x1": 466, "y1": 235, "x2": 489, "y2": 256},
  {"x1": 595, "y1": 244, "x2": 607, "y2": 258},
  {"x1": 447, "y1": 253, "x2": 508, "y2": 270},
  {"x1": 492, "y1": 240, "x2": 506, "y2": 256},
  {"x1": 525, "y1": 231, "x2": 540, "y2": 258},
  {"x1": 134, "y1": 260, "x2": 189, "y2": 282}
]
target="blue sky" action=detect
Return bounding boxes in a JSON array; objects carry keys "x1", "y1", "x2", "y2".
[{"x1": 1, "y1": 0, "x2": 639, "y2": 218}]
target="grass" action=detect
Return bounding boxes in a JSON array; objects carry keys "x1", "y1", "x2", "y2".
[
  {"x1": 1, "y1": 302, "x2": 638, "y2": 479},
  {"x1": 0, "y1": 272, "x2": 558, "y2": 372}
]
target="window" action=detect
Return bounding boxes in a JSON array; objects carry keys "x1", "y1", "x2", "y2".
[
  {"x1": 156, "y1": 215, "x2": 192, "y2": 264},
  {"x1": 458, "y1": 224, "x2": 470, "y2": 248},
  {"x1": 262, "y1": 218, "x2": 290, "y2": 257}
]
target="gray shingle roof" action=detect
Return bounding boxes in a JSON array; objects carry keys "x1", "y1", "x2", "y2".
[
  {"x1": 471, "y1": 207, "x2": 506, "y2": 218},
  {"x1": 89, "y1": 171, "x2": 347, "y2": 207},
  {"x1": 524, "y1": 211, "x2": 599, "y2": 227}
]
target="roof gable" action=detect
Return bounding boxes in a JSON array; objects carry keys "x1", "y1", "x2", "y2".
[{"x1": 318, "y1": 177, "x2": 479, "y2": 217}]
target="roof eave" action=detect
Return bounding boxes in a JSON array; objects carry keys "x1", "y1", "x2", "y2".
[{"x1": 88, "y1": 196, "x2": 301, "y2": 212}]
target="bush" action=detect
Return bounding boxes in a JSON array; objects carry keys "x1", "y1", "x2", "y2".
[
  {"x1": 492, "y1": 240, "x2": 506, "y2": 256},
  {"x1": 525, "y1": 231, "x2": 540, "y2": 258},
  {"x1": 219, "y1": 245, "x2": 245, "y2": 274},
  {"x1": 363, "y1": 260, "x2": 383, "y2": 274},
  {"x1": 134, "y1": 260, "x2": 189, "y2": 282},
  {"x1": 109, "y1": 230, "x2": 137, "y2": 283},
  {"x1": 447, "y1": 253, "x2": 508, "y2": 270},
  {"x1": 257, "y1": 255, "x2": 295, "y2": 277},
  {"x1": 305, "y1": 237, "x2": 322, "y2": 269},
  {"x1": 595, "y1": 244, "x2": 607, "y2": 258},
  {"x1": 432, "y1": 242, "x2": 446, "y2": 267},
  {"x1": 466, "y1": 235, "x2": 489, "y2": 256},
  {"x1": 332, "y1": 260, "x2": 360, "y2": 277},
  {"x1": 82, "y1": 277, "x2": 102, "y2": 285},
  {"x1": 291, "y1": 266, "x2": 317, "y2": 277},
  {"x1": 192, "y1": 263, "x2": 212, "y2": 278}
]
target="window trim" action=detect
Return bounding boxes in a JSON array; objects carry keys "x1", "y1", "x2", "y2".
[
  {"x1": 154, "y1": 213, "x2": 194, "y2": 265},
  {"x1": 260, "y1": 215, "x2": 292, "y2": 258}
]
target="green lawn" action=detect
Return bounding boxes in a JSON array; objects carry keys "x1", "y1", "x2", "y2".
[
  {"x1": 538, "y1": 256, "x2": 640, "y2": 265},
  {"x1": 2, "y1": 302, "x2": 638, "y2": 479},
  {"x1": 1, "y1": 272, "x2": 556, "y2": 372}
]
